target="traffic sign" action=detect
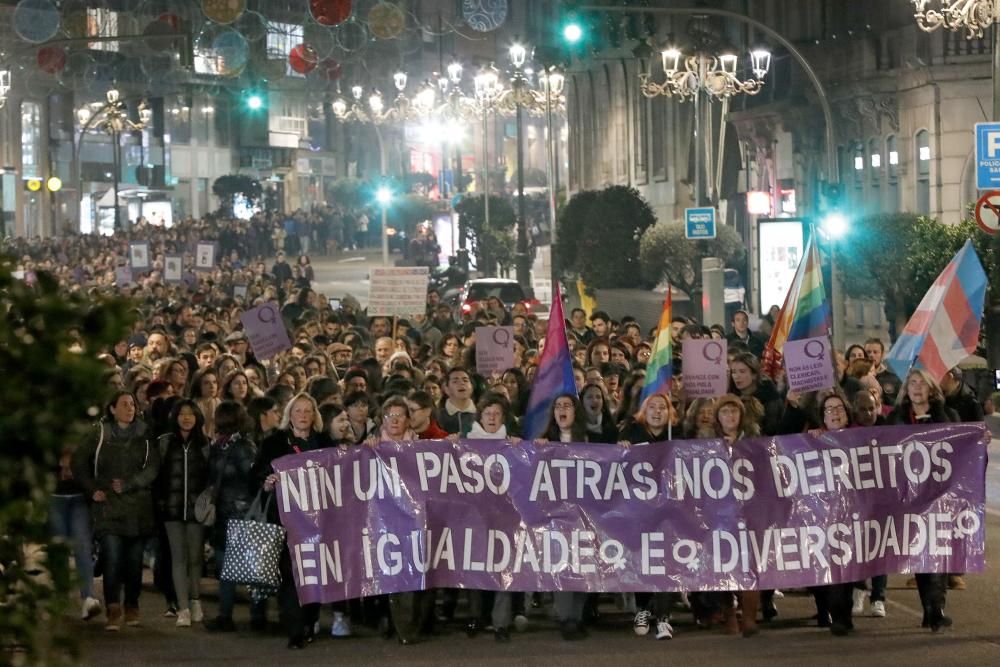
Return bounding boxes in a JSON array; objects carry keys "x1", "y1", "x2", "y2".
[
  {"x1": 685, "y1": 207, "x2": 717, "y2": 239},
  {"x1": 975, "y1": 190, "x2": 1000, "y2": 235},
  {"x1": 975, "y1": 123, "x2": 1000, "y2": 189}
]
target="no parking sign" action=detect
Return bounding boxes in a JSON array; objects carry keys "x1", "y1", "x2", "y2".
[{"x1": 974, "y1": 191, "x2": 1000, "y2": 235}]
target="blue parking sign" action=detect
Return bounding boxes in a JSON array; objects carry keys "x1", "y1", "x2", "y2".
[
  {"x1": 975, "y1": 123, "x2": 1000, "y2": 189},
  {"x1": 685, "y1": 207, "x2": 717, "y2": 239}
]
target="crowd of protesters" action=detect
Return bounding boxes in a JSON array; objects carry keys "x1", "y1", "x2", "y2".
[{"x1": 19, "y1": 212, "x2": 990, "y2": 651}]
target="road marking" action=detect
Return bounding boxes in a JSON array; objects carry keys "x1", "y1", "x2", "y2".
[
  {"x1": 337, "y1": 257, "x2": 367, "y2": 263},
  {"x1": 886, "y1": 597, "x2": 925, "y2": 619}
]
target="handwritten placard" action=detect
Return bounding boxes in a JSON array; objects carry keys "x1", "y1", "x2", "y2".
[{"x1": 367, "y1": 267, "x2": 430, "y2": 317}]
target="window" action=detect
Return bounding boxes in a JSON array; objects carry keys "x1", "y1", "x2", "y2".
[
  {"x1": 20, "y1": 101, "x2": 42, "y2": 179},
  {"x1": 87, "y1": 9, "x2": 119, "y2": 52},
  {"x1": 267, "y1": 22, "x2": 305, "y2": 78},
  {"x1": 852, "y1": 143, "x2": 864, "y2": 188},
  {"x1": 916, "y1": 129, "x2": 931, "y2": 214},
  {"x1": 886, "y1": 134, "x2": 900, "y2": 210},
  {"x1": 168, "y1": 100, "x2": 191, "y2": 145}
]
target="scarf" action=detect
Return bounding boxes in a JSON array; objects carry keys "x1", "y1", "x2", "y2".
[{"x1": 467, "y1": 422, "x2": 508, "y2": 440}]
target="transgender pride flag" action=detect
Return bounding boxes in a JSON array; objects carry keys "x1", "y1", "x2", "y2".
[
  {"x1": 884, "y1": 239, "x2": 987, "y2": 383},
  {"x1": 521, "y1": 282, "x2": 577, "y2": 440}
]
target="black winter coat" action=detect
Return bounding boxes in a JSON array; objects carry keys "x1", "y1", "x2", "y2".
[
  {"x1": 946, "y1": 384, "x2": 985, "y2": 423},
  {"x1": 253, "y1": 429, "x2": 333, "y2": 524},
  {"x1": 207, "y1": 433, "x2": 256, "y2": 549},
  {"x1": 72, "y1": 419, "x2": 160, "y2": 538},
  {"x1": 155, "y1": 433, "x2": 210, "y2": 523}
]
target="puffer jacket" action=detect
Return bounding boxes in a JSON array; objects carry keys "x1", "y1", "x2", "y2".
[
  {"x1": 155, "y1": 432, "x2": 210, "y2": 523},
  {"x1": 72, "y1": 419, "x2": 160, "y2": 538},
  {"x1": 207, "y1": 432, "x2": 256, "y2": 549}
]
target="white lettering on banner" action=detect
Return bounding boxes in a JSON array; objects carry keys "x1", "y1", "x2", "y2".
[
  {"x1": 416, "y1": 451, "x2": 511, "y2": 495},
  {"x1": 770, "y1": 440, "x2": 953, "y2": 498},
  {"x1": 293, "y1": 542, "x2": 342, "y2": 584},
  {"x1": 528, "y1": 459, "x2": 658, "y2": 501},
  {"x1": 674, "y1": 457, "x2": 756, "y2": 501},
  {"x1": 353, "y1": 457, "x2": 401, "y2": 500}
]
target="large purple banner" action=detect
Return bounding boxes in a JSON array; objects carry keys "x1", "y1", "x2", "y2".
[{"x1": 271, "y1": 424, "x2": 987, "y2": 604}]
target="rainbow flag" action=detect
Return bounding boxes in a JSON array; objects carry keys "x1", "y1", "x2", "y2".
[
  {"x1": 884, "y1": 240, "x2": 987, "y2": 383},
  {"x1": 522, "y1": 282, "x2": 577, "y2": 439},
  {"x1": 640, "y1": 286, "x2": 673, "y2": 403},
  {"x1": 762, "y1": 237, "x2": 830, "y2": 378}
]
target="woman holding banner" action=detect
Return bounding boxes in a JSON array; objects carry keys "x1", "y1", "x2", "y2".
[
  {"x1": 713, "y1": 394, "x2": 761, "y2": 638},
  {"x1": 258, "y1": 393, "x2": 331, "y2": 649},
  {"x1": 886, "y1": 369, "x2": 955, "y2": 632},
  {"x1": 812, "y1": 388, "x2": 860, "y2": 636},
  {"x1": 365, "y1": 396, "x2": 430, "y2": 645}
]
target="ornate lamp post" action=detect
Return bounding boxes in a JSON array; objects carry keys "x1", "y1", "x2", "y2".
[
  {"x1": 76, "y1": 88, "x2": 152, "y2": 231},
  {"x1": 639, "y1": 46, "x2": 770, "y2": 205},
  {"x1": 0, "y1": 69, "x2": 10, "y2": 110}
]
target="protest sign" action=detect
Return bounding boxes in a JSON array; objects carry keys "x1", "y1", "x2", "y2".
[
  {"x1": 682, "y1": 339, "x2": 729, "y2": 397},
  {"x1": 114, "y1": 265, "x2": 133, "y2": 286},
  {"x1": 240, "y1": 301, "x2": 291, "y2": 360},
  {"x1": 272, "y1": 423, "x2": 987, "y2": 603},
  {"x1": 128, "y1": 242, "x2": 150, "y2": 272},
  {"x1": 164, "y1": 255, "x2": 183, "y2": 283},
  {"x1": 195, "y1": 242, "x2": 217, "y2": 271},
  {"x1": 367, "y1": 267, "x2": 430, "y2": 317},
  {"x1": 784, "y1": 335, "x2": 837, "y2": 393},
  {"x1": 476, "y1": 326, "x2": 515, "y2": 376}
]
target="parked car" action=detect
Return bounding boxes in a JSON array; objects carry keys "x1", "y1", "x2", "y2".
[{"x1": 458, "y1": 278, "x2": 540, "y2": 319}]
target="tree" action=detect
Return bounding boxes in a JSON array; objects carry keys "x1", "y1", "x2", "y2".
[
  {"x1": 326, "y1": 178, "x2": 368, "y2": 211},
  {"x1": 834, "y1": 214, "x2": 979, "y2": 334},
  {"x1": 556, "y1": 186, "x2": 657, "y2": 288},
  {"x1": 0, "y1": 258, "x2": 133, "y2": 661},
  {"x1": 455, "y1": 195, "x2": 517, "y2": 277},
  {"x1": 639, "y1": 220, "x2": 746, "y2": 296},
  {"x1": 211, "y1": 174, "x2": 262, "y2": 216},
  {"x1": 388, "y1": 194, "x2": 438, "y2": 237}
]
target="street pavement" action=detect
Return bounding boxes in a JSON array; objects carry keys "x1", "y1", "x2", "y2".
[{"x1": 75, "y1": 255, "x2": 1000, "y2": 664}]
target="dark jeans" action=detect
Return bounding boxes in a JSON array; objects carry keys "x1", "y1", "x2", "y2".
[
  {"x1": 49, "y1": 494, "x2": 94, "y2": 599},
  {"x1": 854, "y1": 576, "x2": 888, "y2": 602},
  {"x1": 100, "y1": 534, "x2": 145, "y2": 609}
]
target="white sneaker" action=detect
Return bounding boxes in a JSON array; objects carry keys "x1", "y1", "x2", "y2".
[
  {"x1": 772, "y1": 589, "x2": 785, "y2": 599},
  {"x1": 330, "y1": 612, "x2": 352, "y2": 637},
  {"x1": 513, "y1": 613, "x2": 529, "y2": 631},
  {"x1": 655, "y1": 617, "x2": 674, "y2": 640},
  {"x1": 633, "y1": 610, "x2": 651, "y2": 636},
  {"x1": 870, "y1": 600, "x2": 886, "y2": 618},
  {"x1": 190, "y1": 599, "x2": 204, "y2": 623},
  {"x1": 81, "y1": 597, "x2": 102, "y2": 621},
  {"x1": 175, "y1": 609, "x2": 192, "y2": 628},
  {"x1": 852, "y1": 588, "x2": 868, "y2": 615}
]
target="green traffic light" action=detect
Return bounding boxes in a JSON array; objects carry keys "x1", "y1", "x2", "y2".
[
  {"x1": 563, "y1": 22, "x2": 583, "y2": 44},
  {"x1": 247, "y1": 94, "x2": 263, "y2": 110}
]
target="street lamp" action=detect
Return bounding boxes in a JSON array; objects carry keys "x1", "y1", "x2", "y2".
[
  {"x1": 376, "y1": 185, "x2": 393, "y2": 266},
  {"x1": 911, "y1": 0, "x2": 1000, "y2": 119},
  {"x1": 640, "y1": 46, "x2": 771, "y2": 205},
  {"x1": 509, "y1": 42, "x2": 533, "y2": 288},
  {"x1": 75, "y1": 87, "x2": 152, "y2": 231}
]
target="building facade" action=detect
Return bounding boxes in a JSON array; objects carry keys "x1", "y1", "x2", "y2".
[{"x1": 564, "y1": 0, "x2": 993, "y2": 341}]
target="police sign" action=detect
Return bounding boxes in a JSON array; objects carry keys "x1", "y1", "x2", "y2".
[
  {"x1": 685, "y1": 207, "x2": 717, "y2": 239},
  {"x1": 975, "y1": 122, "x2": 1000, "y2": 189}
]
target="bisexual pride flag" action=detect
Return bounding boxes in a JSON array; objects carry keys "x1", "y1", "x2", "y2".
[{"x1": 522, "y1": 282, "x2": 577, "y2": 439}]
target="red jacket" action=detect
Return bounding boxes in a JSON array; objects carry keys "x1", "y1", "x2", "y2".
[{"x1": 419, "y1": 420, "x2": 449, "y2": 440}]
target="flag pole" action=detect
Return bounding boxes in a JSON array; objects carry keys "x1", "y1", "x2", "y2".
[{"x1": 668, "y1": 389, "x2": 673, "y2": 442}]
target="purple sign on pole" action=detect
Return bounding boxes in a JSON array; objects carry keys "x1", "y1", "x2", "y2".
[
  {"x1": 271, "y1": 423, "x2": 987, "y2": 603},
  {"x1": 682, "y1": 339, "x2": 729, "y2": 397},
  {"x1": 784, "y1": 335, "x2": 837, "y2": 393},
  {"x1": 240, "y1": 301, "x2": 291, "y2": 360},
  {"x1": 475, "y1": 325, "x2": 515, "y2": 377}
]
